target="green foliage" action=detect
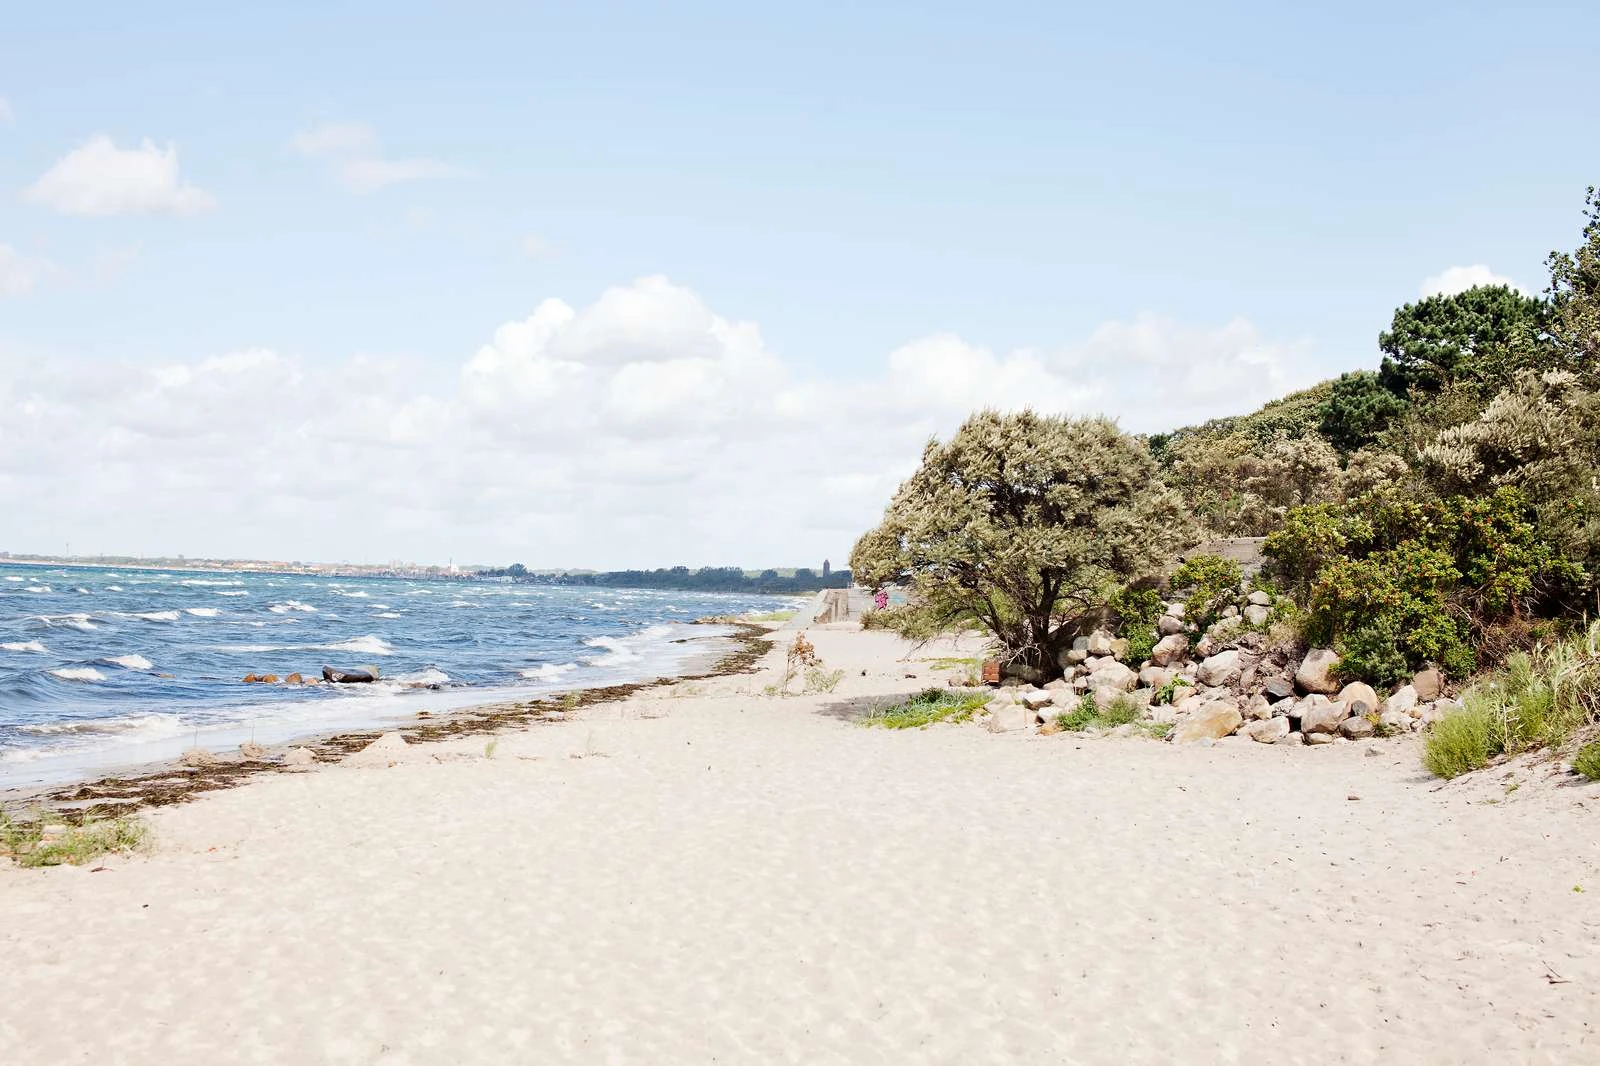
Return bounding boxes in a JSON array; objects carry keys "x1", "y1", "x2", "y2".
[
  {"x1": 1544, "y1": 185, "x2": 1600, "y2": 371},
  {"x1": 1107, "y1": 584, "x2": 1163, "y2": 663},
  {"x1": 803, "y1": 667, "x2": 846, "y2": 694},
  {"x1": 1574, "y1": 740, "x2": 1600, "y2": 781},
  {"x1": 0, "y1": 810, "x2": 148, "y2": 868},
  {"x1": 1318, "y1": 370, "x2": 1408, "y2": 454},
  {"x1": 1170, "y1": 554, "x2": 1242, "y2": 633},
  {"x1": 1267, "y1": 488, "x2": 1582, "y2": 684},
  {"x1": 1422, "y1": 621, "x2": 1600, "y2": 778},
  {"x1": 864, "y1": 688, "x2": 992, "y2": 729},
  {"x1": 1152, "y1": 677, "x2": 1182, "y2": 705},
  {"x1": 850, "y1": 410, "x2": 1191, "y2": 678},
  {"x1": 1054, "y1": 691, "x2": 1142, "y2": 731},
  {"x1": 1377, "y1": 284, "x2": 1550, "y2": 399}
]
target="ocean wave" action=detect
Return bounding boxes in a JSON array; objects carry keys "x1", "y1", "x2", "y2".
[
  {"x1": 372, "y1": 611, "x2": 402, "y2": 619},
  {"x1": 185, "y1": 607, "x2": 221, "y2": 618},
  {"x1": 76, "y1": 587, "x2": 91, "y2": 594},
  {"x1": 320, "y1": 635, "x2": 394, "y2": 656},
  {"x1": 520, "y1": 662, "x2": 577, "y2": 681},
  {"x1": 26, "y1": 585, "x2": 51, "y2": 593},
  {"x1": 181, "y1": 578, "x2": 243, "y2": 587},
  {"x1": 3, "y1": 575, "x2": 23, "y2": 582},
  {"x1": 50, "y1": 667, "x2": 106, "y2": 682},
  {"x1": 216, "y1": 590, "x2": 249, "y2": 597},
  {"x1": 106, "y1": 585, "x2": 124, "y2": 592},
  {"x1": 335, "y1": 589, "x2": 370, "y2": 599},
  {"x1": 37, "y1": 613, "x2": 98, "y2": 631},
  {"x1": 103, "y1": 654, "x2": 154, "y2": 670},
  {"x1": 136, "y1": 610, "x2": 181, "y2": 622},
  {"x1": 395, "y1": 667, "x2": 450, "y2": 688},
  {"x1": 268, "y1": 600, "x2": 318, "y2": 614},
  {"x1": 18, "y1": 712, "x2": 181, "y2": 738},
  {"x1": 1, "y1": 640, "x2": 48, "y2": 653},
  {"x1": 583, "y1": 636, "x2": 640, "y2": 666}
]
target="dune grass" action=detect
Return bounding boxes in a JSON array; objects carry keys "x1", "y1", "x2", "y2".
[
  {"x1": 1573, "y1": 739, "x2": 1600, "y2": 781},
  {"x1": 863, "y1": 688, "x2": 992, "y2": 729},
  {"x1": 0, "y1": 809, "x2": 148, "y2": 868},
  {"x1": 1055, "y1": 692, "x2": 1144, "y2": 732},
  {"x1": 1424, "y1": 621, "x2": 1600, "y2": 779}
]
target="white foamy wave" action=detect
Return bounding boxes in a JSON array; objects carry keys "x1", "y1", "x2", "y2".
[
  {"x1": 372, "y1": 611, "x2": 402, "y2": 619},
  {"x1": 181, "y1": 578, "x2": 242, "y2": 587},
  {"x1": 19, "y1": 712, "x2": 182, "y2": 738},
  {"x1": 335, "y1": 589, "x2": 370, "y2": 599},
  {"x1": 218, "y1": 644, "x2": 285, "y2": 654},
  {"x1": 216, "y1": 590, "x2": 249, "y2": 597},
  {"x1": 104, "y1": 654, "x2": 154, "y2": 670},
  {"x1": 107, "y1": 585, "x2": 124, "y2": 592},
  {"x1": 136, "y1": 610, "x2": 181, "y2": 622},
  {"x1": 582, "y1": 636, "x2": 639, "y2": 666},
  {"x1": 269, "y1": 600, "x2": 318, "y2": 614},
  {"x1": 395, "y1": 667, "x2": 450, "y2": 688},
  {"x1": 38, "y1": 613, "x2": 97, "y2": 631},
  {"x1": 520, "y1": 662, "x2": 578, "y2": 681},
  {"x1": 185, "y1": 607, "x2": 221, "y2": 618},
  {"x1": 76, "y1": 587, "x2": 91, "y2": 594},
  {"x1": 321, "y1": 635, "x2": 395, "y2": 656},
  {"x1": 51, "y1": 667, "x2": 107, "y2": 682},
  {"x1": 4, "y1": 575, "x2": 23, "y2": 582},
  {"x1": 26, "y1": 585, "x2": 51, "y2": 593},
  {"x1": 2, "y1": 640, "x2": 48, "y2": 653},
  {"x1": 405, "y1": 589, "x2": 431, "y2": 596}
]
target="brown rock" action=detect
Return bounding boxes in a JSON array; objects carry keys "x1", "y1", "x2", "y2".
[
  {"x1": 284, "y1": 672, "x2": 304, "y2": 685},
  {"x1": 1340, "y1": 715, "x2": 1376, "y2": 740},
  {"x1": 1245, "y1": 716, "x2": 1291, "y2": 744},
  {"x1": 1294, "y1": 649, "x2": 1342, "y2": 694},
  {"x1": 1173, "y1": 701, "x2": 1244, "y2": 745},
  {"x1": 1299, "y1": 698, "x2": 1348, "y2": 736},
  {"x1": 1335, "y1": 682, "x2": 1379, "y2": 715},
  {"x1": 1412, "y1": 667, "x2": 1443, "y2": 702}
]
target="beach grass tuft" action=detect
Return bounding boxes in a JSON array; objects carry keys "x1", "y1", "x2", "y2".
[
  {"x1": 863, "y1": 688, "x2": 992, "y2": 729},
  {"x1": 1, "y1": 809, "x2": 148, "y2": 869},
  {"x1": 1574, "y1": 739, "x2": 1600, "y2": 781},
  {"x1": 803, "y1": 667, "x2": 845, "y2": 694},
  {"x1": 1055, "y1": 692, "x2": 1145, "y2": 733}
]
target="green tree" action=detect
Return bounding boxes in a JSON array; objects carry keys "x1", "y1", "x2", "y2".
[
  {"x1": 849, "y1": 410, "x2": 1191, "y2": 678},
  {"x1": 1318, "y1": 370, "x2": 1408, "y2": 454},
  {"x1": 1545, "y1": 185, "x2": 1600, "y2": 372},
  {"x1": 1377, "y1": 285, "x2": 1548, "y2": 398}
]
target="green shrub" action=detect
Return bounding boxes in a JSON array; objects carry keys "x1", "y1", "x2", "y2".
[
  {"x1": 1107, "y1": 584, "x2": 1163, "y2": 663},
  {"x1": 0, "y1": 810, "x2": 148, "y2": 868},
  {"x1": 1170, "y1": 554, "x2": 1242, "y2": 632},
  {"x1": 1054, "y1": 691, "x2": 1143, "y2": 731},
  {"x1": 864, "y1": 688, "x2": 992, "y2": 729},
  {"x1": 1574, "y1": 740, "x2": 1600, "y2": 781},
  {"x1": 1097, "y1": 695, "x2": 1143, "y2": 727},
  {"x1": 1422, "y1": 621, "x2": 1600, "y2": 778},
  {"x1": 1055, "y1": 692, "x2": 1099, "y2": 731}
]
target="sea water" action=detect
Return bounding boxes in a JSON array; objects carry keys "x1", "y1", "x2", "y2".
[{"x1": 0, "y1": 564, "x2": 795, "y2": 784}]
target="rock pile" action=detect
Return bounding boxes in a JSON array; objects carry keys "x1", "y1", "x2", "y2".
[{"x1": 980, "y1": 588, "x2": 1456, "y2": 745}]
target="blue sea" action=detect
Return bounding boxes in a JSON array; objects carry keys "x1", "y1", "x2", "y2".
[{"x1": 0, "y1": 563, "x2": 793, "y2": 784}]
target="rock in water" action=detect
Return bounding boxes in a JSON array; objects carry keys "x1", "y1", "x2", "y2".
[
  {"x1": 323, "y1": 666, "x2": 376, "y2": 684},
  {"x1": 1173, "y1": 701, "x2": 1243, "y2": 744},
  {"x1": 1295, "y1": 649, "x2": 1342, "y2": 694}
]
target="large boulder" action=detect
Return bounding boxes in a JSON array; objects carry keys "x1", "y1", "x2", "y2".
[
  {"x1": 1340, "y1": 715, "x2": 1376, "y2": 740},
  {"x1": 1245, "y1": 716, "x2": 1291, "y2": 744},
  {"x1": 1242, "y1": 694, "x2": 1273, "y2": 720},
  {"x1": 1150, "y1": 634, "x2": 1190, "y2": 667},
  {"x1": 1299, "y1": 698, "x2": 1349, "y2": 736},
  {"x1": 1158, "y1": 614, "x2": 1186, "y2": 636},
  {"x1": 1196, "y1": 650, "x2": 1242, "y2": 687},
  {"x1": 1412, "y1": 667, "x2": 1443, "y2": 701},
  {"x1": 1139, "y1": 665, "x2": 1177, "y2": 689},
  {"x1": 1173, "y1": 701, "x2": 1244, "y2": 744},
  {"x1": 985, "y1": 704, "x2": 1035, "y2": 733},
  {"x1": 1295, "y1": 649, "x2": 1342, "y2": 694},
  {"x1": 1247, "y1": 590, "x2": 1273, "y2": 607},
  {"x1": 1243, "y1": 604, "x2": 1271, "y2": 627},
  {"x1": 1263, "y1": 676, "x2": 1296, "y2": 702},
  {"x1": 1018, "y1": 689, "x2": 1055, "y2": 711},
  {"x1": 1383, "y1": 685, "x2": 1419, "y2": 717},
  {"x1": 1086, "y1": 659, "x2": 1138, "y2": 693},
  {"x1": 1086, "y1": 630, "x2": 1115, "y2": 656},
  {"x1": 1335, "y1": 682, "x2": 1379, "y2": 715}
]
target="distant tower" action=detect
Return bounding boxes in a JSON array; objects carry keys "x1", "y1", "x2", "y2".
[{"x1": 822, "y1": 559, "x2": 831, "y2": 578}]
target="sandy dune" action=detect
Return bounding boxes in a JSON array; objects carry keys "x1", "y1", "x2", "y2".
[{"x1": 3, "y1": 623, "x2": 1597, "y2": 1063}]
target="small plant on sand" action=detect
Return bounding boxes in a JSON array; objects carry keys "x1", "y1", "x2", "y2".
[
  {"x1": 1574, "y1": 740, "x2": 1600, "y2": 781},
  {"x1": 802, "y1": 667, "x2": 846, "y2": 694},
  {"x1": 484, "y1": 738, "x2": 500, "y2": 759},
  {"x1": 1151, "y1": 677, "x2": 1182, "y2": 706},
  {"x1": 1056, "y1": 692, "x2": 1143, "y2": 732},
  {"x1": 1055, "y1": 693, "x2": 1099, "y2": 732},
  {"x1": 0, "y1": 809, "x2": 147, "y2": 869},
  {"x1": 863, "y1": 688, "x2": 992, "y2": 729},
  {"x1": 1136, "y1": 720, "x2": 1174, "y2": 740}
]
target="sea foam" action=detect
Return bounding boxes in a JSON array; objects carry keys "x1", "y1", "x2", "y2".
[
  {"x1": 104, "y1": 654, "x2": 154, "y2": 670},
  {"x1": 2, "y1": 640, "x2": 48, "y2": 653},
  {"x1": 51, "y1": 667, "x2": 106, "y2": 682}
]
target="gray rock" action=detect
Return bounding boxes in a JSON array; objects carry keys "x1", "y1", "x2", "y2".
[
  {"x1": 1378, "y1": 710, "x2": 1411, "y2": 736},
  {"x1": 1412, "y1": 667, "x2": 1443, "y2": 702},
  {"x1": 1086, "y1": 659, "x2": 1138, "y2": 693},
  {"x1": 1294, "y1": 649, "x2": 1342, "y2": 694},
  {"x1": 1263, "y1": 677, "x2": 1296, "y2": 702},
  {"x1": 1283, "y1": 731, "x2": 1306, "y2": 746},
  {"x1": 985, "y1": 704, "x2": 1035, "y2": 733},
  {"x1": 1270, "y1": 697, "x2": 1296, "y2": 718},
  {"x1": 1247, "y1": 590, "x2": 1273, "y2": 607},
  {"x1": 1243, "y1": 604, "x2": 1271, "y2": 627},
  {"x1": 1194, "y1": 635, "x2": 1218, "y2": 658},
  {"x1": 1339, "y1": 715, "x2": 1376, "y2": 740},
  {"x1": 1166, "y1": 602, "x2": 1187, "y2": 619},
  {"x1": 1196, "y1": 650, "x2": 1242, "y2": 687},
  {"x1": 1019, "y1": 689, "x2": 1055, "y2": 710},
  {"x1": 1173, "y1": 701, "x2": 1244, "y2": 744},
  {"x1": 1158, "y1": 614, "x2": 1186, "y2": 636},
  {"x1": 1299, "y1": 698, "x2": 1349, "y2": 736},
  {"x1": 1245, "y1": 716, "x2": 1291, "y2": 744},
  {"x1": 1383, "y1": 685, "x2": 1418, "y2": 716},
  {"x1": 1044, "y1": 678, "x2": 1072, "y2": 691},
  {"x1": 1150, "y1": 633, "x2": 1190, "y2": 667},
  {"x1": 1086, "y1": 630, "x2": 1115, "y2": 656},
  {"x1": 1221, "y1": 605, "x2": 1240, "y2": 619},
  {"x1": 1139, "y1": 665, "x2": 1177, "y2": 689},
  {"x1": 1243, "y1": 693, "x2": 1273, "y2": 720}
]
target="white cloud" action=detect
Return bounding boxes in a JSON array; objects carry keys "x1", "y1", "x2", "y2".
[
  {"x1": 292, "y1": 123, "x2": 469, "y2": 193},
  {"x1": 0, "y1": 245, "x2": 37, "y2": 296},
  {"x1": 1421, "y1": 264, "x2": 1527, "y2": 298},
  {"x1": 23, "y1": 136, "x2": 215, "y2": 217},
  {"x1": 0, "y1": 276, "x2": 1320, "y2": 565},
  {"x1": 0, "y1": 97, "x2": 13, "y2": 124}
]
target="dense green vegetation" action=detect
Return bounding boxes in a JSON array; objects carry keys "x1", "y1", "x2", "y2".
[{"x1": 862, "y1": 688, "x2": 993, "y2": 729}]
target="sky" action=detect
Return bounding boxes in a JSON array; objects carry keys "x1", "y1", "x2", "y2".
[{"x1": 2, "y1": 1, "x2": 1598, "y2": 568}]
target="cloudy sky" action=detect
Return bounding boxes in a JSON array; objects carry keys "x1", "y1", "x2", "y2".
[{"x1": 3, "y1": 2, "x2": 1598, "y2": 568}]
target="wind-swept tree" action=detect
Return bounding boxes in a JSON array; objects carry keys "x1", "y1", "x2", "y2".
[{"x1": 850, "y1": 410, "x2": 1192, "y2": 679}]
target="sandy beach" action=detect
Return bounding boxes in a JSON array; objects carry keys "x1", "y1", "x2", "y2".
[{"x1": 2, "y1": 614, "x2": 1597, "y2": 1064}]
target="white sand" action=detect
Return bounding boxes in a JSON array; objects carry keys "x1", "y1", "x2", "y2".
[{"x1": 3, "y1": 622, "x2": 1598, "y2": 1063}]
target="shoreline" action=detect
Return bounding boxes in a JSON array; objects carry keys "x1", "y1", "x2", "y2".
[{"x1": 0, "y1": 620, "x2": 778, "y2": 821}]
